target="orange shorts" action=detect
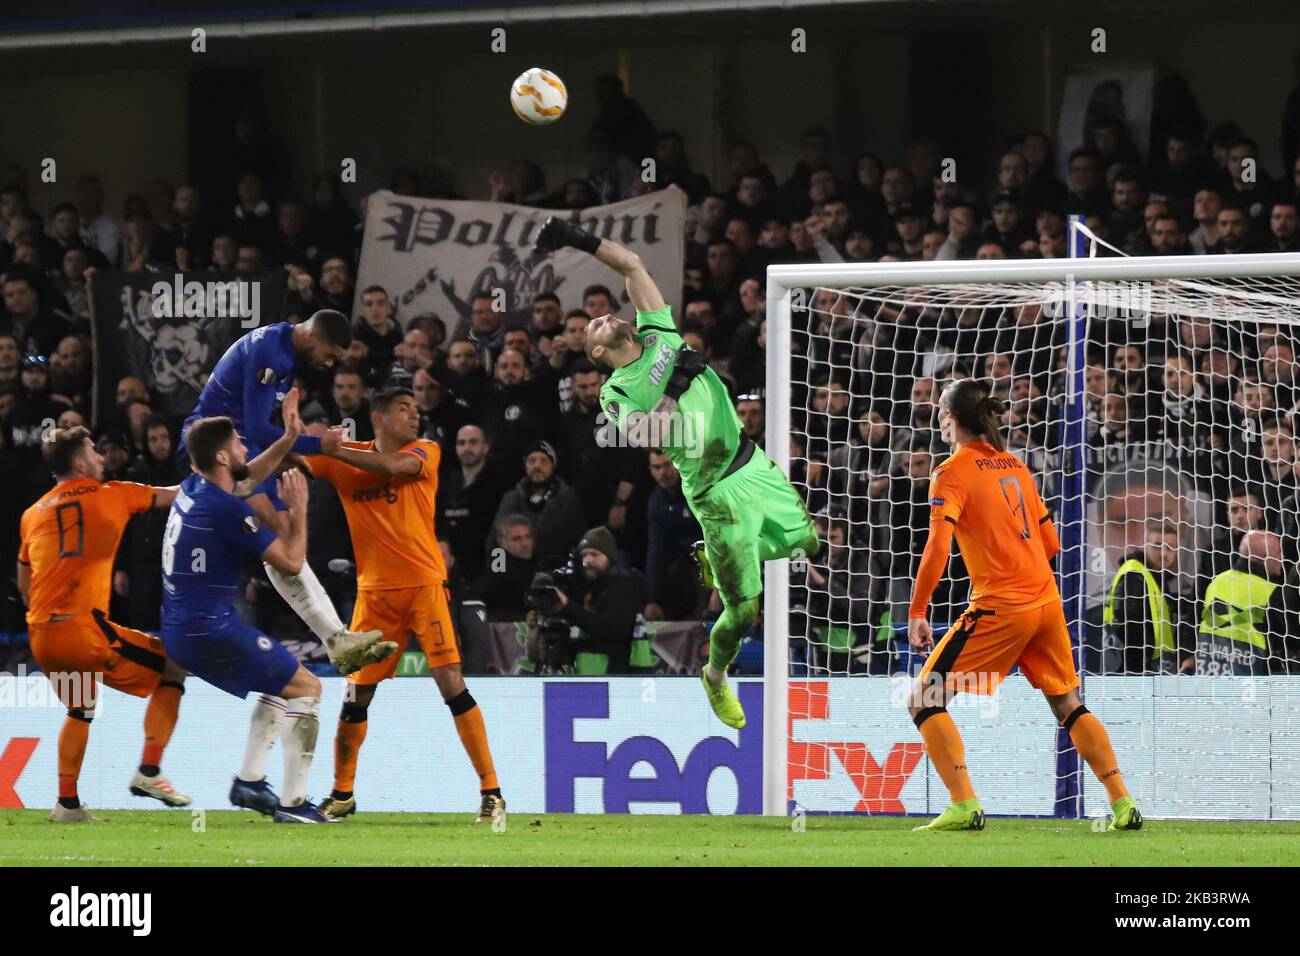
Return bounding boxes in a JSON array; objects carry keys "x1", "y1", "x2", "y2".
[
  {"x1": 919, "y1": 602, "x2": 1079, "y2": 697},
  {"x1": 348, "y1": 584, "x2": 460, "y2": 684},
  {"x1": 28, "y1": 610, "x2": 167, "y2": 708}
]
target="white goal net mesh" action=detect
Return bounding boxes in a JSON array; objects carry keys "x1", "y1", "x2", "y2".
[{"x1": 775, "y1": 260, "x2": 1300, "y2": 820}]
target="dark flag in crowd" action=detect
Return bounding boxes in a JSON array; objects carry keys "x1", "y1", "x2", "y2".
[{"x1": 89, "y1": 269, "x2": 285, "y2": 424}]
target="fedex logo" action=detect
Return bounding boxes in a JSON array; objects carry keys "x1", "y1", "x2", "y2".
[
  {"x1": 789, "y1": 681, "x2": 924, "y2": 813},
  {"x1": 0, "y1": 737, "x2": 39, "y2": 808},
  {"x1": 544, "y1": 682, "x2": 762, "y2": 814},
  {"x1": 543, "y1": 680, "x2": 926, "y2": 815}
]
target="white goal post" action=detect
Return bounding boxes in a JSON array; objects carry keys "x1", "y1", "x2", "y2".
[{"x1": 763, "y1": 251, "x2": 1300, "y2": 819}]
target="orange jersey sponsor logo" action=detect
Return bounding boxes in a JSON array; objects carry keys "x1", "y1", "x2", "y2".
[{"x1": 307, "y1": 440, "x2": 447, "y2": 590}]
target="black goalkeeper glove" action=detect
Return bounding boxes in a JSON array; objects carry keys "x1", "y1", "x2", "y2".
[
  {"x1": 662, "y1": 346, "x2": 709, "y2": 403},
  {"x1": 535, "y1": 216, "x2": 601, "y2": 255}
]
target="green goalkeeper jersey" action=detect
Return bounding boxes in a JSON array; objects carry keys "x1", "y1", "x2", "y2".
[{"x1": 599, "y1": 306, "x2": 743, "y2": 500}]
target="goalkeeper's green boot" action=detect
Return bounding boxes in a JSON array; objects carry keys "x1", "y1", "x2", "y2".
[
  {"x1": 691, "y1": 540, "x2": 714, "y2": 590},
  {"x1": 1107, "y1": 795, "x2": 1143, "y2": 831},
  {"x1": 912, "y1": 798, "x2": 985, "y2": 832},
  {"x1": 700, "y1": 668, "x2": 746, "y2": 729}
]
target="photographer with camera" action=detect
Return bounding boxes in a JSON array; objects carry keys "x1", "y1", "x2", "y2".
[{"x1": 524, "y1": 526, "x2": 639, "y2": 675}]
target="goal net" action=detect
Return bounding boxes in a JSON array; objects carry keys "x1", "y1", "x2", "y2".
[{"x1": 762, "y1": 250, "x2": 1300, "y2": 821}]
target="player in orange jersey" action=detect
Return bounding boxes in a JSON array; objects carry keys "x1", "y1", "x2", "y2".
[
  {"x1": 301, "y1": 387, "x2": 504, "y2": 823},
  {"x1": 17, "y1": 426, "x2": 189, "y2": 821},
  {"x1": 906, "y1": 379, "x2": 1142, "y2": 832}
]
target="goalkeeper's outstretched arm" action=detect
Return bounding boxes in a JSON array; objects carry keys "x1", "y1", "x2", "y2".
[{"x1": 536, "y1": 217, "x2": 667, "y2": 315}]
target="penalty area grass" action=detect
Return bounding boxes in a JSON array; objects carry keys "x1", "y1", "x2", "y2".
[{"x1": 3, "y1": 810, "x2": 1299, "y2": 866}]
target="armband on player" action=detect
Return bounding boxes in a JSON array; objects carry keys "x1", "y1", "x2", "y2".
[{"x1": 662, "y1": 347, "x2": 708, "y2": 403}]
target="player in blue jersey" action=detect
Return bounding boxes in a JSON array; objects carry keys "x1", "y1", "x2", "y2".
[
  {"x1": 162, "y1": 389, "x2": 332, "y2": 822},
  {"x1": 180, "y1": 309, "x2": 394, "y2": 677}
]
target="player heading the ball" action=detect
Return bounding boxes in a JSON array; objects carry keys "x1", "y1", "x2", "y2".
[
  {"x1": 179, "y1": 309, "x2": 397, "y2": 678},
  {"x1": 535, "y1": 216, "x2": 820, "y2": 729}
]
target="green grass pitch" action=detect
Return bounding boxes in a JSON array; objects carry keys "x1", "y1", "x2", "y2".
[{"x1": 4, "y1": 810, "x2": 1300, "y2": 866}]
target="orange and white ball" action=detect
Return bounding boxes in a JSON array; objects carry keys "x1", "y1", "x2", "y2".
[{"x1": 510, "y1": 68, "x2": 568, "y2": 125}]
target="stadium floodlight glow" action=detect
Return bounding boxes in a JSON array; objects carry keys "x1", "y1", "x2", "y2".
[{"x1": 763, "y1": 251, "x2": 1300, "y2": 819}]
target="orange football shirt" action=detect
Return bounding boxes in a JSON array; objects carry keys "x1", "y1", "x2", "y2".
[
  {"x1": 928, "y1": 440, "x2": 1058, "y2": 613},
  {"x1": 307, "y1": 439, "x2": 447, "y2": 590},
  {"x1": 19, "y1": 478, "x2": 156, "y2": 623}
]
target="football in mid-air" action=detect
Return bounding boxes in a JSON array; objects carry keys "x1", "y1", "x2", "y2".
[{"x1": 510, "y1": 67, "x2": 568, "y2": 125}]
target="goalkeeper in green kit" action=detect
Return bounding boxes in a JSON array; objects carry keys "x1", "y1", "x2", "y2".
[{"x1": 536, "y1": 217, "x2": 820, "y2": 728}]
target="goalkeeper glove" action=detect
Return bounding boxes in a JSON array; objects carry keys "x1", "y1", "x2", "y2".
[
  {"x1": 535, "y1": 216, "x2": 601, "y2": 255},
  {"x1": 649, "y1": 348, "x2": 707, "y2": 421},
  {"x1": 662, "y1": 346, "x2": 708, "y2": 403}
]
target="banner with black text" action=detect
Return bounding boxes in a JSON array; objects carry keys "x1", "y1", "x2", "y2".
[{"x1": 355, "y1": 187, "x2": 686, "y2": 335}]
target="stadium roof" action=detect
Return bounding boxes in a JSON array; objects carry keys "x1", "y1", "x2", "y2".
[{"x1": 3, "y1": 0, "x2": 1293, "y2": 50}]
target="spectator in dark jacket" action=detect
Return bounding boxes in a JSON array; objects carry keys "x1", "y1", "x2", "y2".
[
  {"x1": 492, "y1": 440, "x2": 587, "y2": 563},
  {"x1": 284, "y1": 255, "x2": 353, "y2": 321},
  {"x1": 981, "y1": 191, "x2": 1033, "y2": 257},
  {"x1": 793, "y1": 518, "x2": 875, "y2": 674},
  {"x1": 115, "y1": 415, "x2": 182, "y2": 629},
  {"x1": 329, "y1": 365, "x2": 373, "y2": 441},
  {"x1": 451, "y1": 292, "x2": 508, "y2": 376},
  {"x1": 558, "y1": 360, "x2": 637, "y2": 529},
  {"x1": 413, "y1": 365, "x2": 472, "y2": 450},
  {"x1": 351, "y1": 286, "x2": 403, "y2": 387},
  {"x1": 477, "y1": 513, "x2": 538, "y2": 621},
  {"x1": 479, "y1": 348, "x2": 558, "y2": 485},
  {"x1": 643, "y1": 450, "x2": 703, "y2": 621},
  {"x1": 1, "y1": 271, "x2": 72, "y2": 359},
  {"x1": 437, "y1": 424, "x2": 508, "y2": 582}
]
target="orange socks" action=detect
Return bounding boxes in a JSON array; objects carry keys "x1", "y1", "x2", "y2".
[
  {"x1": 141, "y1": 681, "x2": 183, "y2": 768},
  {"x1": 1065, "y1": 706, "x2": 1129, "y2": 803},
  {"x1": 57, "y1": 714, "x2": 92, "y2": 800},
  {"x1": 449, "y1": 692, "x2": 499, "y2": 793},
  {"x1": 330, "y1": 688, "x2": 501, "y2": 798},
  {"x1": 914, "y1": 708, "x2": 976, "y2": 804},
  {"x1": 333, "y1": 719, "x2": 368, "y2": 795}
]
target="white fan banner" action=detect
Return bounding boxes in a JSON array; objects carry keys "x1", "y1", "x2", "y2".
[{"x1": 355, "y1": 186, "x2": 686, "y2": 335}]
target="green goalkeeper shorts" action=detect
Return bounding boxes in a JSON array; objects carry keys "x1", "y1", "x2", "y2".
[{"x1": 690, "y1": 446, "x2": 817, "y2": 606}]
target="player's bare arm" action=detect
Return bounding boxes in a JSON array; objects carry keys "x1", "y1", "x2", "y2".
[
  {"x1": 535, "y1": 218, "x2": 667, "y2": 313},
  {"x1": 151, "y1": 485, "x2": 181, "y2": 509},
  {"x1": 325, "y1": 443, "x2": 423, "y2": 481},
  {"x1": 260, "y1": 468, "x2": 308, "y2": 575},
  {"x1": 234, "y1": 386, "x2": 305, "y2": 498},
  {"x1": 16, "y1": 561, "x2": 30, "y2": 605}
]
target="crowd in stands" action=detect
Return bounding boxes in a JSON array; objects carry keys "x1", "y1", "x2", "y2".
[{"x1": 4, "y1": 70, "x2": 1300, "y2": 676}]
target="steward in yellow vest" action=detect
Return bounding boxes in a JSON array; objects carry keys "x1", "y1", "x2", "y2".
[
  {"x1": 1102, "y1": 526, "x2": 1187, "y2": 674},
  {"x1": 1198, "y1": 529, "x2": 1300, "y2": 676}
]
